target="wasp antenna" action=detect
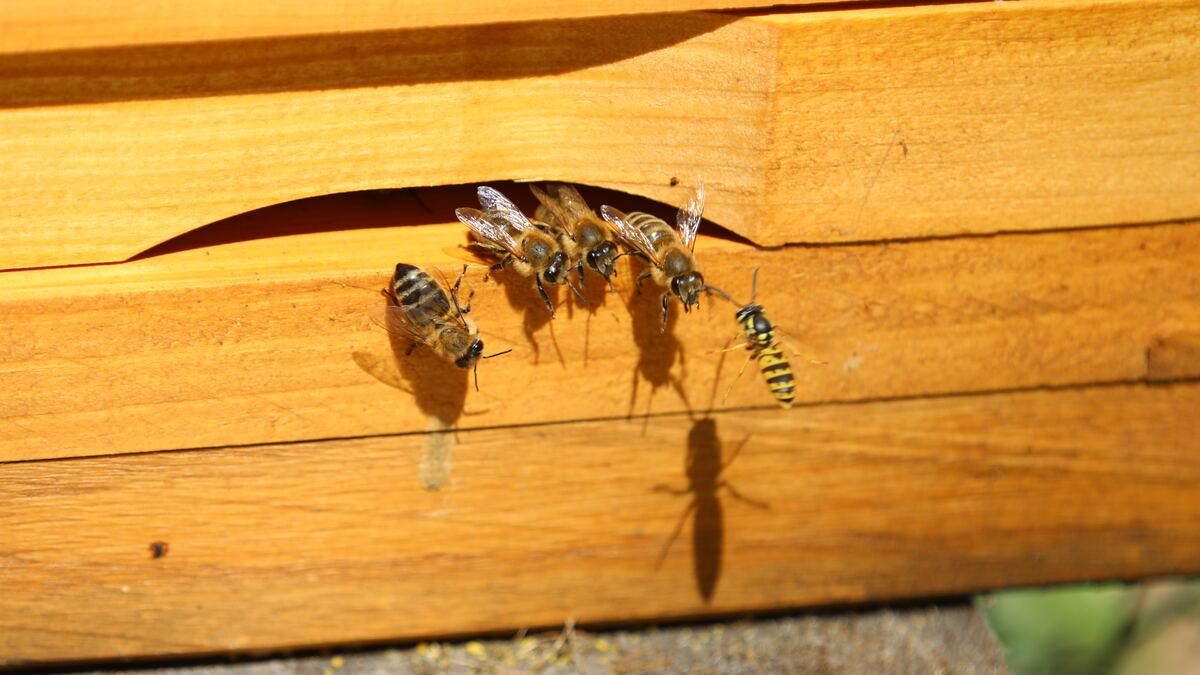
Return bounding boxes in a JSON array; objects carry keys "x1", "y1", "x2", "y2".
[
  {"x1": 749, "y1": 266, "x2": 761, "y2": 304},
  {"x1": 704, "y1": 284, "x2": 738, "y2": 307}
]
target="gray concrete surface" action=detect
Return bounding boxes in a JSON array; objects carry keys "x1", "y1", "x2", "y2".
[{"x1": 78, "y1": 603, "x2": 1009, "y2": 675}]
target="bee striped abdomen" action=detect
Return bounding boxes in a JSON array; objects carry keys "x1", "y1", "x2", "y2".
[
  {"x1": 626, "y1": 211, "x2": 676, "y2": 251},
  {"x1": 392, "y1": 263, "x2": 450, "y2": 319},
  {"x1": 756, "y1": 347, "x2": 795, "y2": 407}
]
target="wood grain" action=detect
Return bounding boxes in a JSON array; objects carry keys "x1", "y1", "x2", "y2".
[
  {"x1": 2, "y1": 191, "x2": 1198, "y2": 463},
  {"x1": 3, "y1": 383, "x2": 1198, "y2": 664},
  {"x1": 3, "y1": 0, "x2": 1198, "y2": 268},
  {"x1": 0, "y1": 0, "x2": 845, "y2": 55}
]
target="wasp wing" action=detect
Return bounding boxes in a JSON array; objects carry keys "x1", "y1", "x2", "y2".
[
  {"x1": 676, "y1": 179, "x2": 707, "y2": 250},
  {"x1": 477, "y1": 185, "x2": 535, "y2": 232},
  {"x1": 601, "y1": 204, "x2": 659, "y2": 264},
  {"x1": 456, "y1": 207, "x2": 522, "y2": 258}
]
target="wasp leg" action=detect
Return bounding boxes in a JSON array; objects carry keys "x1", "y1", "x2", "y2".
[
  {"x1": 721, "y1": 351, "x2": 755, "y2": 403},
  {"x1": 659, "y1": 292, "x2": 671, "y2": 333},
  {"x1": 714, "y1": 336, "x2": 751, "y2": 354},
  {"x1": 535, "y1": 277, "x2": 556, "y2": 317}
]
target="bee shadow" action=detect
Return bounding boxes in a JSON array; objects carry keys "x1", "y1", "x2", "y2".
[
  {"x1": 488, "y1": 270, "x2": 564, "y2": 368},
  {"x1": 626, "y1": 271, "x2": 690, "y2": 422},
  {"x1": 655, "y1": 417, "x2": 768, "y2": 604},
  {"x1": 351, "y1": 292, "x2": 469, "y2": 428}
]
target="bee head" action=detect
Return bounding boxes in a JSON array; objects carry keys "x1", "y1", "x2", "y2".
[
  {"x1": 455, "y1": 339, "x2": 485, "y2": 369},
  {"x1": 543, "y1": 251, "x2": 569, "y2": 284},
  {"x1": 587, "y1": 241, "x2": 619, "y2": 279},
  {"x1": 671, "y1": 271, "x2": 705, "y2": 311}
]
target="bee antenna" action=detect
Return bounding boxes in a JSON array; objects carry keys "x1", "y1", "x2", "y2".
[
  {"x1": 481, "y1": 348, "x2": 513, "y2": 359},
  {"x1": 473, "y1": 363, "x2": 480, "y2": 392}
]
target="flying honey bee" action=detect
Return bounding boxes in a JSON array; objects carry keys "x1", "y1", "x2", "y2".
[
  {"x1": 381, "y1": 263, "x2": 511, "y2": 391},
  {"x1": 600, "y1": 180, "x2": 707, "y2": 331},
  {"x1": 456, "y1": 186, "x2": 584, "y2": 317},
  {"x1": 529, "y1": 182, "x2": 621, "y2": 288}
]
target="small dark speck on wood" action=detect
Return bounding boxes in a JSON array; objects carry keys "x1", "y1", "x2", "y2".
[{"x1": 149, "y1": 541, "x2": 169, "y2": 559}]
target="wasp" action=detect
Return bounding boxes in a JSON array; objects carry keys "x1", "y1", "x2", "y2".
[
  {"x1": 600, "y1": 180, "x2": 707, "y2": 331},
  {"x1": 529, "y1": 182, "x2": 621, "y2": 288},
  {"x1": 709, "y1": 267, "x2": 797, "y2": 408},
  {"x1": 382, "y1": 263, "x2": 511, "y2": 391},
  {"x1": 456, "y1": 186, "x2": 584, "y2": 317}
]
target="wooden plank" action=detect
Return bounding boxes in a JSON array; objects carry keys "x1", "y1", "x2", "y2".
[
  {"x1": 2, "y1": 383, "x2": 1198, "y2": 664},
  {"x1": 2, "y1": 193, "x2": 1198, "y2": 463},
  {"x1": 0, "y1": 1, "x2": 847, "y2": 55},
  {"x1": 2, "y1": 0, "x2": 1197, "y2": 268}
]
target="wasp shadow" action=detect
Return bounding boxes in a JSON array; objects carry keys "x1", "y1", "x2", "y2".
[{"x1": 655, "y1": 417, "x2": 769, "y2": 603}]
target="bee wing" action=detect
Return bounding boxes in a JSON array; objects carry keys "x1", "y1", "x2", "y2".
[
  {"x1": 375, "y1": 302, "x2": 435, "y2": 347},
  {"x1": 476, "y1": 185, "x2": 535, "y2": 232},
  {"x1": 548, "y1": 182, "x2": 595, "y2": 221},
  {"x1": 456, "y1": 207, "x2": 522, "y2": 258},
  {"x1": 676, "y1": 179, "x2": 707, "y2": 250},
  {"x1": 601, "y1": 204, "x2": 659, "y2": 264},
  {"x1": 529, "y1": 183, "x2": 575, "y2": 239}
]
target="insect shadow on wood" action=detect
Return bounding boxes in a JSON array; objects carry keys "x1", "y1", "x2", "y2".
[
  {"x1": 483, "y1": 260, "x2": 566, "y2": 368},
  {"x1": 626, "y1": 277, "x2": 691, "y2": 427},
  {"x1": 654, "y1": 418, "x2": 768, "y2": 603},
  {"x1": 350, "y1": 279, "x2": 470, "y2": 429}
]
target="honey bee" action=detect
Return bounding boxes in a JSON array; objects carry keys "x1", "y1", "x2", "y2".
[
  {"x1": 709, "y1": 267, "x2": 796, "y2": 408},
  {"x1": 456, "y1": 186, "x2": 583, "y2": 317},
  {"x1": 600, "y1": 180, "x2": 707, "y2": 331},
  {"x1": 382, "y1": 263, "x2": 511, "y2": 391},
  {"x1": 529, "y1": 182, "x2": 621, "y2": 288}
]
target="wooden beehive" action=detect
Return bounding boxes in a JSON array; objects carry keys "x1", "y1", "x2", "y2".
[{"x1": 3, "y1": 0, "x2": 1199, "y2": 665}]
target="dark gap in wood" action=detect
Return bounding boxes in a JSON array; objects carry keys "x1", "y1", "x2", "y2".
[{"x1": 125, "y1": 182, "x2": 755, "y2": 262}]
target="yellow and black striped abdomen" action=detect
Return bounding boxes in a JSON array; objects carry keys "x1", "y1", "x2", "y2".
[{"x1": 755, "y1": 345, "x2": 795, "y2": 408}]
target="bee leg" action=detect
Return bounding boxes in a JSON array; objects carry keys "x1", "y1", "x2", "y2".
[
  {"x1": 450, "y1": 264, "x2": 474, "y2": 316},
  {"x1": 483, "y1": 257, "x2": 509, "y2": 282},
  {"x1": 566, "y1": 277, "x2": 590, "y2": 307},
  {"x1": 460, "y1": 287, "x2": 475, "y2": 315},
  {"x1": 635, "y1": 271, "x2": 653, "y2": 295},
  {"x1": 535, "y1": 278, "x2": 556, "y2": 317},
  {"x1": 405, "y1": 341, "x2": 417, "y2": 357},
  {"x1": 659, "y1": 292, "x2": 671, "y2": 333}
]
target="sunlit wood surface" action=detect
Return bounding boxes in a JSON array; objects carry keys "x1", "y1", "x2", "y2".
[{"x1": 2, "y1": 0, "x2": 1197, "y2": 268}]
